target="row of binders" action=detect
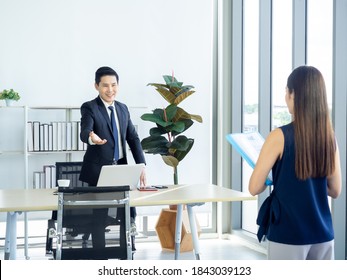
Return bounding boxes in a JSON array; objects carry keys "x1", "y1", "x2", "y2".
[
  {"x1": 27, "y1": 121, "x2": 88, "y2": 152},
  {"x1": 33, "y1": 165, "x2": 57, "y2": 189}
]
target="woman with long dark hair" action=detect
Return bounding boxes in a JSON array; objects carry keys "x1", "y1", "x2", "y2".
[{"x1": 249, "y1": 66, "x2": 341, "y2": 259}]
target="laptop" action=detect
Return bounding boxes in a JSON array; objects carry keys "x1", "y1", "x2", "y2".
[{"x1": 96, "y1": 163, "x2": 145, "y2": 189}]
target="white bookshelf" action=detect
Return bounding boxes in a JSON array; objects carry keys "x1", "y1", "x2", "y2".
[
  {"x1": 24, "y1": 106, "x2": 86, "y2": 190},
  {"x1": 0, "y1": 104, "x2": 148, "y2": 190},
  {"x1": 0, "y1": 105, "x2": 85, "y2": 259},
  {"x1": 0, "y1": 105, "x2": 85, "y2": 189}
]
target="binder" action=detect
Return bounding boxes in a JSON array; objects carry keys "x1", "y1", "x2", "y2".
[
  {"x1": 27, "y1": 121, "x2": 34, "y2": 152},
  {"x1": 61, "y1": 122, "x2": 67, "y2": 151},
  {"x1": 226, "y1": 132, "x2": 273, "y2": 185},
  {"x1": 33, "y1": 121, "x2": 40, "y2": 152},
  {"x1": 71, "y1": 121, "x2": 78, "y2": 151},
  {"x1": 48, "y1": 124, "x2": 53, "y2": 151},
  {"x1": 66, "y1": 122, "x2": 72, "y2": 151},
  {"x1": 50, "y1": 165, "x2": 56, "y2": 188},
  {"x1": 57, "y1": 122, "x2": 62, "y2": 151},
  {"x1": 43, "y1": 164, "x2": 56, "y2": 188},
  {"x1": 33, "y1": 171, "x2": 42, "y2": 189},
  {"x1": 39, "y1": 124, "x2": 44, "y2": 151},
  {"x1": 43, "y1": 165, "x2": 52, "y2": 188},
  {"x1": 51, "y1": 122, "x2": 58, "y2": 151},
  {"x1": 42, "y1": 124, "x2": 49, "y2": 151}
]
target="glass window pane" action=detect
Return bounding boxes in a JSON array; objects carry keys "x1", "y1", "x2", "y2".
[
  {"x1": 272, "y1": 0, "x2": 293, "y2": 129},
  {"x1": 242, "y1": 0, "x2": 259, "y2": 233},
  {"x1": 243, "y1": 0, "x2": 259, "y2": 134},
  {"x1": 307, "y1": 0, "x2": 333, "y2": 208},
  {"x1": 307, "y1": 0, "x2": 333, "y2": 108}
]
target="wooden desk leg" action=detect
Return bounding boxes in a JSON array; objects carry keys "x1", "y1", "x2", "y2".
[
  {"x1": 174, "y1": 204, "x2": 184, "y2": 260},
  {"x1": 5, "y1": 212, "x2": 18, "y2": 260},
  {"x1": 187, "y1": 205, "x2": 201, "y2": 260}
]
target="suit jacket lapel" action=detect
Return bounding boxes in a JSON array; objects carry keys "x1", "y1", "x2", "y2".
[
  {"x1": 114, "y1": 102, "x2": 124, "y2": 137},
  {"x1": 96, "y1": 96, "x2": 113, "y2": 133}
]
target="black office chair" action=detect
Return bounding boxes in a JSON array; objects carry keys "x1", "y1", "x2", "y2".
[
  {"x1": 46, "y1": 161, "x2": 135, "y2": 259},
  {"x1": 55, "y1": 161, "x2": 89, "y2": 188},
  {"x1": 54, "y1": 186, "x2": 132, "y2": 260},
  {"x1": 46, "y1": 162, "x2": 88, "y2": 255}
]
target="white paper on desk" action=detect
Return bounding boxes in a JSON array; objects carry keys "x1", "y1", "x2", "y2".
[{"x1": 226, "y1": 132, "x2": 273, "y2": 185}]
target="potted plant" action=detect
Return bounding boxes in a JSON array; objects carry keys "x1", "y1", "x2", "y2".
[
  {"x1": 141, "y1": 74, "x2": 203, "y2": 185},
  {"x1": 141, "y1": 74, "x2": 203, "y2": 252},
  {"x1": 0, "y1": 89, "x2": 21, "y2": 106}
]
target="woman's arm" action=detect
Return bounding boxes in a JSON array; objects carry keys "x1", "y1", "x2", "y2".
[
  {"x1": 327, "y1": 144, "x2": 342, "y2": 198},
  {"x1": 248, "y1": 128, "x2": 284, "y2": 196}
]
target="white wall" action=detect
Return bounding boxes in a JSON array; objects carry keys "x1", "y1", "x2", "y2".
[{"x1": 0, "y1": 0, "x2": 213, "y2": 186}]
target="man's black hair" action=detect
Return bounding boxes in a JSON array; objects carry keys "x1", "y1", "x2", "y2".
[{"x1": 95, "y1": 66, "x2": 119, "y2": 85}]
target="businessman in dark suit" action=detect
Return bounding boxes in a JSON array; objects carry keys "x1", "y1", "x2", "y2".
[{"x1": 79, "y1": 66, "x2": 146, "y2": 250}]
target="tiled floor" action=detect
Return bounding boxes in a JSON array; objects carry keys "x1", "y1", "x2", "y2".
[
  {"x1": 0, "y1": 234, "x2": 267, "y2": 260},
  {"x1": 134, "y1": 235, "x2": 267, "y2": 260}
]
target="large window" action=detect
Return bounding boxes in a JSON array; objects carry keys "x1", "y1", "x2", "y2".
[
  {"x1": 242, "y1": 0, "x2": 259, "y2": 233},
  {"x1": 307, "y1": 0, "x2": 333, "y2": 209},
  {"x1": 240, "y1": 0, "x2": 333, "y2": 236},
  {"x1": 307, "y1": 0, "x2": 333, "y2": 107},
  {"x1": 272, "y1": 0, "x2": 293, "y2": 129},
  {"x1": 229, "y1": 0, "x2": 345, "y2": 259}
]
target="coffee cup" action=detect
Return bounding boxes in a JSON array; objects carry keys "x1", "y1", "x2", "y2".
[{"x1": 57, "y1": 179, "x2": 70, "y2": 187}]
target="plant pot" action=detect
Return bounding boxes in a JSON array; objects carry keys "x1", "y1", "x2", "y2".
[
  {"x1": 5, "y1": 99, "x2": 15, "y2": 106},
  {"x1": 155, "y1": 208, "x2": 201, "y2": 252}
]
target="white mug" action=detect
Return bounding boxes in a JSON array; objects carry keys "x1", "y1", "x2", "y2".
[{"x1": 57, "y1": 179, "x2": 70, "y2": 187}]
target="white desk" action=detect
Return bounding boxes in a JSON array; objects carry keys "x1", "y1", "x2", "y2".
[{"x1": 0, "y1": 184, "x2": 256, "y2": 260}]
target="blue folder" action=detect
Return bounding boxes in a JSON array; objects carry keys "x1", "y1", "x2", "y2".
[{"x1": 226, "y1": 132, "x2": 273, "y2": 186}]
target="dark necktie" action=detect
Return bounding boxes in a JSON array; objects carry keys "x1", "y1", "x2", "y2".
[{"x1": 108, "y1": 106, "x2": 119, "y2": 161}]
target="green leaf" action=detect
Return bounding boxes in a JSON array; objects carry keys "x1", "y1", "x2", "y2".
[
  {"x1": 141, "y1": 112, "x2": 172, "y2": 127},
  {"x1": 169, "y1": 82, "x2": 183, "y2": 88},
  {"x1": 163, "y1": 75, "x2": 177, "y2": 85},
  {"x1": 148, "y1": 82, "x2": 176, "y2": 103},
  {"x1": 170, "y1": 86, "x2": 182, "y2": 95},
  {"x1": 147, "y1": 83, "x2": 168, "y2": 89},
  {"x1": 172, "y1": 107, "x2": 189, "y2": 121},
  {"x1": 0, "y1": 88, "x2": 20, "y2": 101},
  {"x1": 172, "y1": 107, "x2": 203, "y2": 123},
  {"x1": 179, "y1": 85, "x2": 194, "y2": 91},
  {"x1": 174, "y1": 90, "x2": 195, "y2": 105},
  {"x1": 189, "y1": 114, "x2": 203, "y2": 123},
  {"x1": 164, "y1": 104, "x2": 177, "y2": 121},
  {"x1": 161, "y1": 155, "x2": 179, "y2": 168},
  {"x1": 163, "y1": 75, "x2": 184, "y2": 87},
  {"x1": 149, "y1": 127, "x2": 166, "y2": 136},
  {"x1": 145, "y1": 146, "x2": 169, "y2": 154},
  {"x1": 141, "y1": 135, "x2": 169, "y2": 154},
  {"x1": 174, "y1": 139, "x2": 194, "y2": 161},
  {"x1": 154, "y1": 86, "x2": 176, "y2": 103},
  {"x1": 166, "y1": 121, "x2": 185, "y2": 133},
  {"x1": 168, "y1": 135, "x2": 191, "y2": 151},
  {"x1": 152, "y1": 108, "x2": 163, "y2": 115},
  {"x1": 175, "y1": 86, "x2": 195, "y2": 97},
  {"x1": 162, "y1": 75, "x2": 185, "y2": 94},
  {"x1": 171, "y1": 119, "x2": 194, "y2": 136}
]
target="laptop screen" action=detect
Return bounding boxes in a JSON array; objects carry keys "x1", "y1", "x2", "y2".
[{"x1": 97, "y1": 163, "x2": 145, "y2": 189}]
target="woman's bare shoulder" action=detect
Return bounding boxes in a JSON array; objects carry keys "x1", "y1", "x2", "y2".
[
  {"x1": 264, "y1": 128, "x2": 284, "y2": 157},
  {"x1": 266, "y1": 128, "x2": 284, "y2": 142}
]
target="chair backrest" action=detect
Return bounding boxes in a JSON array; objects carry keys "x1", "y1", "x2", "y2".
[
  {"x1": 46, "y1": 162, "x2": 89, "y2": 256},
  {"x1": 55, "y1": 186, "x2": 131, "y2": 260},
  {"x1": 55, "y1": 161, "x2": 88, "y2": 187}
]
